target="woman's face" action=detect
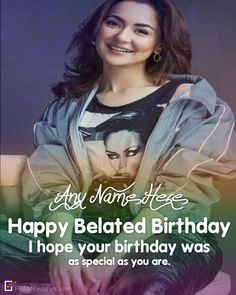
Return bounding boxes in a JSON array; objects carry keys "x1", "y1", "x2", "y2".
[
  {"x1": 104, "y1": 130, "x2": 144, "y2": 177},
  {"x1": 95, "y1": 1, "x2": 160, "y2": 68}
]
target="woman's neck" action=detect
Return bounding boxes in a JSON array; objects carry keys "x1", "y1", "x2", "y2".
[{"x1": 100, "y1": 64, "x2": 154, "y2": 93}]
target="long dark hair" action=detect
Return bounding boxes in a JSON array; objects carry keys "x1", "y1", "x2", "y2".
[{"x1": 52, "y1": 0, "x2": 192, "y2": 98}]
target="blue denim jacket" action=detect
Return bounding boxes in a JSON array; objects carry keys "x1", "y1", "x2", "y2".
[{"x1": 22, "y1": 75, "x2": 236, "y2": 221}]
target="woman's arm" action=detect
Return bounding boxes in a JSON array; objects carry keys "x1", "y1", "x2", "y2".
[
  {"x1": 21, "y1": 97, "x2": 95, "y2": 295},
  {"x1": 46, "y1": 212, "x2": 95, "y2": 295},
  {"x1": 22, "y1": 97, "x2": 82, "y2": 221}
]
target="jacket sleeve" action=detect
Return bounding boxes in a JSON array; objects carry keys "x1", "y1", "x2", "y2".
[
  {"x1": 141, "y1": 99, "x2": 236, "y2": 221},
  {"x1": 21, "y1": 97, "x2": 82, "y2": 221}
]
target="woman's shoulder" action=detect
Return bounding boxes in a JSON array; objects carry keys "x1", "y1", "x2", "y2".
[
  {"x1": 42, "y1": 96, "x2": 83, "y2": 124},
  {"x1": 170, "y1": 75, "x2": 234, "y2": 118},
  {"x1": 170, "y1": 83, "x2": 193, "y2": 102},
  {"x1": 170, "y1": 74, "x2": 216, "y2": 104}
]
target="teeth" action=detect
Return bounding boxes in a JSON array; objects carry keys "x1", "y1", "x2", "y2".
[{"x1": 109, "y1": 45, "x2": 133, "y2": 53}]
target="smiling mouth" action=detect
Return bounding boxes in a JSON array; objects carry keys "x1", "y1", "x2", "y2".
[{"x1": 107, "y1": 44, "x2": 134, "y2": 53}]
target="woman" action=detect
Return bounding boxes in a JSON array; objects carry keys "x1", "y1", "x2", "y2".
[
  {"x1": 80, "y1": 112, "x2": 146, "y2": 179},
  {"x1": 1, "y1": 0, "x2": 236, "y2": 295}
]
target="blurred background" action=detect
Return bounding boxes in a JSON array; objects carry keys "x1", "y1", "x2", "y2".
[{"x1": 1, "y1": 1, "x2": 236, "y2": 293}]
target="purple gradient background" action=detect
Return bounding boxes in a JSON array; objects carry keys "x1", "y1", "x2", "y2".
[{"x1": 1, "y1": 0, "x2": 236, "y2": 293}]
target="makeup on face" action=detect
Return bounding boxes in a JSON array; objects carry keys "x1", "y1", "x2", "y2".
[
  {"x1": 95, "y1": 1, "x2": 160, "y2": 67},
  {"x1": 105, "y1": 130, "x2": 144, "y2": 177}
]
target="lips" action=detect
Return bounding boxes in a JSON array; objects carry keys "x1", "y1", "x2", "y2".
[{"x1": 107, "y1": 44, "x2": 134, "y2": 53}]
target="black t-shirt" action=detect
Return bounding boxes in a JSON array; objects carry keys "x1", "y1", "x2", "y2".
[{"x1": 79, "y1": 79, "x2": 189, "y2": 184}]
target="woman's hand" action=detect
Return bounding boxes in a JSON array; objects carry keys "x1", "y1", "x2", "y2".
[
  {"x1": 84, "y1": 261, "x2": 116, "y2": 295},
  {"x1": 49, "y1": 249, "x2": 96, "y2": 295}
]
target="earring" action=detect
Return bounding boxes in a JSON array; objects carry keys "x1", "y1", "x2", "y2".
[
  {"x1": 153, "y1": 52, "x2": 161, "y2": 63},
  {"x1": 92, "y1": 40, "x2": 96, "y2": 46}
]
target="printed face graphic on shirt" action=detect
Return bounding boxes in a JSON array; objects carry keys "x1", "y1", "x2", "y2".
[{"x1": 104, "y1": 130, "x2": 144, "y2": 177}]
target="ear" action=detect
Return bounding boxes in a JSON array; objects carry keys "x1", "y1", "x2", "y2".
[{"x1": 154, "y1": 44, "x2": 162, "y2": 54}]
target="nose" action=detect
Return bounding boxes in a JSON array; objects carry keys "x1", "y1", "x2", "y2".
[
  {"x1": 119, "y1": 155, "x2": 127, "y2": 169},
  {"x1": 116, "y1": 27, "x2": 131, "y2": 43}
]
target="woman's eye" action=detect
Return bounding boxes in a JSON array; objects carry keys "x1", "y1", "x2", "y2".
[
  {"x1": 105, "y1": 20, "x2": 119, "y2": 28},
  {"x1": 126, "y1": 151, "x2": 136, "y2": 157},
  {"x1": 136, "y1": 29, "x2": 149, "y2": 35},
  {"x1": 125, "y1": 147, "x2": 141, "y2": 157},
  {"x1": 106, "y1": 151, "x2": 120, "y2": 160}
]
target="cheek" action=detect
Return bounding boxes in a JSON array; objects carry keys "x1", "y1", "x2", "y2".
[
  {"x1": 136, "y1": 39, "x2": 156, "y2": 52},
  {"x1": 97, "y1": 25, "x2": 113, "y2": 42},
  {"x1": 108, "y1": 158, "x2": 120, "y2": 170},
  {"x1": 96, "y1": 27, "x2": 114, "y2": 57},
  {"x1": 126, "y1": 153, "x2": 143, "y2": 169}
]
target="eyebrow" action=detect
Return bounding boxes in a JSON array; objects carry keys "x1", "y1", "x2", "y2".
[
  {"x1": 107, "y1": 15, "x2": 155, "y2": 31},
  {"x1": 124, "y1": 146, "x2": 141, "y2": 153},
  {"x1": 106, "y1": 150, "x2": 119, "y2": 154}
]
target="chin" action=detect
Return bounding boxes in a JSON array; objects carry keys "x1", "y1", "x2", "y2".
[
  {"x1": 104, "y1": 58, "x2": 146, "y2": 68},
  {"x1": 102, "y1": 56, "x2": 132, "y2": 66}
]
